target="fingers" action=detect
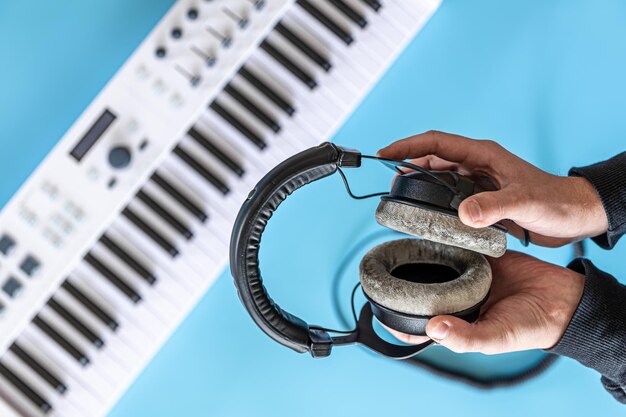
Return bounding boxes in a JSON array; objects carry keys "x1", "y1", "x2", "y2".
[
  {"x1": 425, "y1": 316, "x2": 510, "y2": 355},
  {"x1": 458, "y1": 187, "x2": 524, "y2": 228},
  {"x1": 377, "y1": 131, "x2": 496, "y2": 168},
  {"x1": 380, "y1": 323, "x2": 431, "y2": 345}
]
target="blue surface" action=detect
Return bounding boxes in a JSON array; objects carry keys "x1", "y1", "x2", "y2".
[{"x1": 1, "y1": 1, "x2": 625, "y2": 416}]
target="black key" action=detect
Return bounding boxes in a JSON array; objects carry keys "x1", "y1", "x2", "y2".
[
  {"x1": 84, "y1": 253, "x2": 142, "y2": 303},
  {"x1": 100, "y1": 234, "x2": 156, "y2": 285},
  {"x1": 361, "y1": 0, "x2": 382, "y2": 12},
  {"x1": 223, "y1": 85, "x2": 281, "y2": 133},
  {"x1": 328, "y1": 0, "x2": 367, "y2": 28},
  {"x1": 296, "y1": 0, "x2": 353, "y2": 45},
  {"x1": 150, "y1": 172, "x2": 208, "y2": 223},
  {"x1": 239, "y1": 67, "x2": 295, "y2": 116},
  {"x1": 188, "y1": 127, "x2": 245, "y2": 176},
  {"x1": 209, "y1": 101, "x2": 267, "y2": 150},
  {"x1": 0, "y1": 361, "x2": 52, "y2": 414},
  {"x1": 275, "y1": 22, "x2": 332, "y2": 72},
  {"x1": 122, "y1": 207, "x2": 179, "y2": 257},
  {"x1": 32, "y1": 316, "x2": 90, "y2": 367},
  {"x1": 173, "y1": 146, "x2": 231, "y2": 195},
  {"x1": 62, "y1": 280, "x2": 119, "y2": 331},
  {"x1": 136, "y1": 189, "x2": 193, "y2": 240},
  {"x1": 47, "y1": 298, "x2": 104, "y2": 349},
  {"x1": 260, "y1": 40, "x2": 318, "y2": 89},
  {"x1": 9, "y1": 343, "x2": 67, "y2": 395}
]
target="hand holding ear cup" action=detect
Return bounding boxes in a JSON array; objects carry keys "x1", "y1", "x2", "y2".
[
  {"x1": 376, "y1": 171, "x2": 507, "y2": 257},
  {"x1": 359, "y1": 239, "x2": 491, "y2": 335}
]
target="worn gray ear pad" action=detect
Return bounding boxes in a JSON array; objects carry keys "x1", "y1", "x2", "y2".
[
  {"x1": 359, "y1": 238, "x2": 492, "y2": 318},
  {"x1": 375, "y1": 200, "x2": 507, "y2": 258}
]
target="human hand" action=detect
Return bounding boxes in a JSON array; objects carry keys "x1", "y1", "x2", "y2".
[
  {"x1": 377, "y1": 131, "x2": 608, "y2": 247},
  {"x1": 384, "y1": 251, "x2": 585, "y2": 354}
]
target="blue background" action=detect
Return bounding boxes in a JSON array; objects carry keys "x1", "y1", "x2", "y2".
[{"x1": 1, "y1": 1, "x2": 625, "y2": 416}]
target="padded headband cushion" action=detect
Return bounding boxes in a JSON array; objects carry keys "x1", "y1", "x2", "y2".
[
  {"x1": 375, "y1": 200, "x2": 507, "y2": 258},
  {"x1": 359, "y1": 238, "x2": 491, "y2": 316}
]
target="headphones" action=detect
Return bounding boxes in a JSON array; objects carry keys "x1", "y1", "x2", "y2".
[{"x1": 229, "y1": 142, "x2": 507, "y2": 359}]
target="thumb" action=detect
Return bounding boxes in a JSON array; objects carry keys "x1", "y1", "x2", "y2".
[
  {"x1": 425, "y1": 315, "x2": 510, "y2": 354},
  {"x1": 458, "y1": 188, "x2": 522, "y2": 228}
]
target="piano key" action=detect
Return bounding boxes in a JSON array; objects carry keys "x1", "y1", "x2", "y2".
[
  {"x1": 99, "y1": 234, "x2": 156, "y2": 286},
  {"x1": 31, "y1": 316, "x2": 89, "y2": 367},
  {"x1": 239, "y1": 66, "x2": 296, "y2": 116},
  {"x1": 209, "y1": 101, "x2": 267, "y2": 150},
  {"x1": 9, "y1": 344, "x2": 67, "y2": 395},
  {"x1": 296, "y1": 0, "x2": 353, "y2": 45},
  {"x1": 223, "y1": 84, "x2": 281, "y2": 133},
  {"x1": 70, "y1": 267, "x2": 161, "y2": 341},
  {"x1": 187, "y1": 126, "x2": 245, "y2": 176},
  {"x1": 283, "y1": 10, "x2": 374, "y2": 80},
  {"x1": 136, "y1": 189, "x2": 193, "y2": 240},
  {"x1": 230, "y1": 72, "x2": 327, "y2": 139},
  {"x1": 88, "y1": 243, "x2": 183, "y2": 324},
  {"x1": 21, "y1": 327, "x2": 111, "y2": 404},
  {"x1": 361, "y1": 0, "x2": 382, "y2": 12},
  {"x1": 128, "y1": 197, "x2": 224, "y2": 272},
  {"x1": 152, "y1": 160, "x2": 236, "y2": 234},
  {"x1": 328, "y1": 0, "x2": 367, "y2": 28},
  {"x1": 274, "y1": 22, "x2": 332, "y2": 72},
  {"x1": 61, "y1": 280, "x2": 119, "y2": 332},
  {"x1": 53, "y1": 287, "x2": 144, "y2": 361},
  {"x1": 260, "y1": 40, "x2": 318, "y2": 89},
  {"x1": 173, "y1": 145, "x2": 231, "y2": 194},
  {"x1": 83, "y1": 253, "x2": 142, "y2": 304},
  {"x1": 121, "y1": 207, "x2": 179, "y2": 257},
  {"x1": 246, "y1": 54, "x2": 343, "y2": 124},
  {"x1": 150, "y1": 171, "x2": 208, "y2": 223},
  {"x1": 1, "y1": 352, "x2": 85, "y2": 417},
  {"x1": 47, "y1": 299, "x2": 104, "y2": 350},
  {"x1": 0, "y1": 361, "x2": 52, "y2": 415},
  {"x1": 106, "y1": 223, "x2": 204, "y2": 293},
  {"x1": 264, "y1": 30, "x2": 360, "y2": 103},
  {"x1": 38, "y1": 306, "x2": 128, "y2": 386}
]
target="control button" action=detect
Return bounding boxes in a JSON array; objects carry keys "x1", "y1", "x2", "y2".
[
  {"x1": 0, "y1": 234, "x2": 16, "y2": 256},
  {"x1": 187, "y1": 8, "x2": 199, "y2": 19},
  {"x1": 20, "y1": 255, "x2": 41, "y2": 277},
  {"x1": 3, "y1": 276, "x2": 22, "y2": 299},
  {"x1": 0, "y1": 302, "x2": 4, "y2": 317},
  {"x1": 108, "y1": 146, "x2": 132, "y2": 169},
  {"x1": 155, "y1": 47, "x2": 167, "y2": 58},
  {"x1": 171, "y1": 27, "x2": 183, "y2": 39}
]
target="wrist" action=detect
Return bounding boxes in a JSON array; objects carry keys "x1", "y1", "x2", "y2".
[
  {"x1": 566, "y1": 176, "x2": 608, "y2": 239},
  {"x1": 545, "y1": 267, "x2": 585, "y2": 349}
]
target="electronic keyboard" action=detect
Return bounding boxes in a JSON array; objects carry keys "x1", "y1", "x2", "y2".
[{"x1": 0, "y1": 0, "x2": 440, "y2": 415}]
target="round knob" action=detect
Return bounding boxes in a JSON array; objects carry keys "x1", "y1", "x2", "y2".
[{"x1": 108, "y1": 146, "x2": 132, "y2": 169}]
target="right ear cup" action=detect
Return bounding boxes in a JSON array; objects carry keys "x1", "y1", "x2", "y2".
[
  {"x1": 375, "y1": 199, "x2": 507, "y2": 257},
  {"x1": 359, "y1": 238, "x2": 491, "y2": 335}
]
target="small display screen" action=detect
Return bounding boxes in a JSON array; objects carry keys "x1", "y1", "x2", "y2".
[{"x1": 70, "y1": 109, "x2": 116, "y2": 162}]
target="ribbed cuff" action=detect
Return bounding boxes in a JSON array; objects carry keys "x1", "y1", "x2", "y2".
[
  {"x1": 548, "y1": 258, "x2": 626, "y2": 403},
  {"x1": 569, "y1": 151, "x2": 626, "y2": 249}
]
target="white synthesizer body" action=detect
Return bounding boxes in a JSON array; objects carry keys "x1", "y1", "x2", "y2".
[{"x1": 0, "y1": 0, "x2": 440, "y2": 416}]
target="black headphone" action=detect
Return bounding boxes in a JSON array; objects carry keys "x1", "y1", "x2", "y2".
[{"x1": 229, "y1": 142, "x2": 507, "y2": 359}]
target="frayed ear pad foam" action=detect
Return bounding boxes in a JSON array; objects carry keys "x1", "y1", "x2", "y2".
[
  {"x1": 359, "y1": 238, "x2": 492, "y2": 317},
  {"x1": 375, "y1": 200, "x2": 507, "y2": 258}
]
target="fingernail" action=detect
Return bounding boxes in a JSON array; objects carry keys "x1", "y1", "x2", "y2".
[
  {"x1": 429, "y1": 322, "x2": 449, "y2": 340},
  {"x1": 467, "y1": 200, "x2": 483, "y2": 223}
]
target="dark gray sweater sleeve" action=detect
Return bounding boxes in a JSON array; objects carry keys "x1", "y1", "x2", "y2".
[
  {"x1": 549, "y1": 259, "x2": 626, "y2": 403},
  {"x1": 548, "y1": 152, "x2": 626, "y2": 403}
]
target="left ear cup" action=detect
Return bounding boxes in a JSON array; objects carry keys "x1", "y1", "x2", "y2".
[
  {"x1": 375, "y1": 199, "x2": 507, "y2": 257},
  {"x1": 359, "y1": 238, "x2": 491, "y2": 335}
]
